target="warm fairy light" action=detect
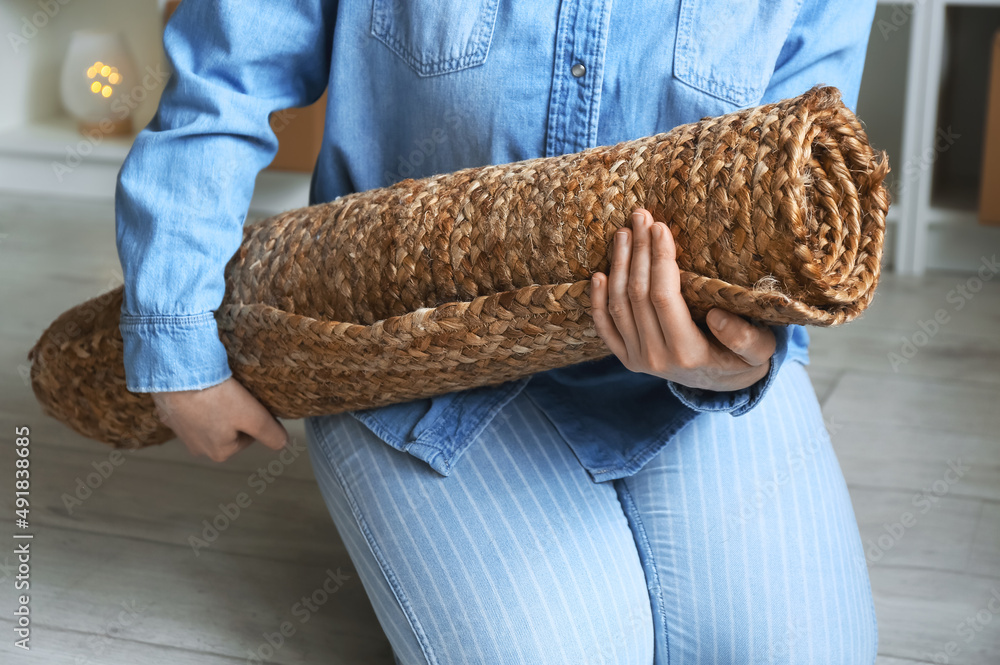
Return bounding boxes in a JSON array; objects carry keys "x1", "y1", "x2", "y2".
[{"x1": 87, "y1": 60, "x2": 121, "y2": 96}]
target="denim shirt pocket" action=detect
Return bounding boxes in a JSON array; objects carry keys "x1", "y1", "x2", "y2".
[
  {"x1": 370, "y1": 0, "x2": 500, "y2": 77},
  {"x1": 673, "y1": 0, "x2": 804, "y2": 107}
]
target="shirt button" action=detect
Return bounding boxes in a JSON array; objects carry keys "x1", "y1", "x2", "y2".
[{"x1": 571, "y1": 62, "x2": 586, "y2": 78}]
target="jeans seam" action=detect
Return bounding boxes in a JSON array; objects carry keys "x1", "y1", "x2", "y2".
[
  {"x1": 306, "y1": 418, "x2": 439, "y2": 665},
  {"x1": 616, "y1": 479, "x2": 670, "y2": 665}
]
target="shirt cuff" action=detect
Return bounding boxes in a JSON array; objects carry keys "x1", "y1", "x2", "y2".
[
  {"x1": 667, "y1": 324, "x2": 791, "y2": 416},
  {"x1": 119, "y1": 312, "x2": 232, "y2": 393}
]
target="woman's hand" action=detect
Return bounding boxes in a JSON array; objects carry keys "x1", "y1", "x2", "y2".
[
  {"x1": 591, "y1": 208, "x2": 776, "y2": 393},
  {"x1": 151, "y1": 377, "x2": 288, "y2": 462}
]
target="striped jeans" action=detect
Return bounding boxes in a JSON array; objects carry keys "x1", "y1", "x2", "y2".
[{"x1": 304, "y1": 360, "x2": 878, "y2": 664}]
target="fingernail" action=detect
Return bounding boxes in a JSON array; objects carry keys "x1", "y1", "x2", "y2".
[
  {"x1": 631, "y1": 210, "x2": 645, "y2": 225},
  {"x1": 616, "y1": 230, "x2": 627, "y2": 244},
  {"x1": 710, "y1": 310, "x2": 727, "y2": 331}
]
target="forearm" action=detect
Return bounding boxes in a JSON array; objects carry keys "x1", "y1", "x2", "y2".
[{"x1": 115, "y1": 0, "x2": 335, "y2": 392}]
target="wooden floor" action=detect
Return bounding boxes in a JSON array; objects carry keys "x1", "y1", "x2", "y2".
[{"x1": 1, "y1": 193, "x2": 997, "y2": 664}]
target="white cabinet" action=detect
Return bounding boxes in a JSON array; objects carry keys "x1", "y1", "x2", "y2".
[{"x1": 864, "y1": 0, "x2": 1000, "y2": 274}]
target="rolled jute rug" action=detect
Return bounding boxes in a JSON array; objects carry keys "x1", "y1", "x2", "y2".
[{"x1": 29, "y1": 85, "x2": 889, "y2": 449}]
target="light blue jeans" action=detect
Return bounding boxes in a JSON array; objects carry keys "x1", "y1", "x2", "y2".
[{"x1": 305, "y1": 360, "x2": 878, "y2": 664}]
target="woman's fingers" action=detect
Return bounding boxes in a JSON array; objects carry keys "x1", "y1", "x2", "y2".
[
  {"x1": 222, "y1": 378, "x2": 289, "y2": 453},
  {"x1": 152, "y1": 378, "x2": 289, "y2": 464},
  {"x1": 626, "y1": 210, "x2": 670, "y2": 357},
  {"x1": 591, "y1": 272, "x2": 629, "y2": 359},
  {"x1": 647, "y1": 217, "x2": 703, "y2": 352},
  {"x1": 595, "y1": 207, "x2": 777, "y2": 391},
  {"x1": 706, "y1": 308, "x2": 776, "y2": 367},
  {"x1": 599, "y1": 208, "x2": 705, "y2": 367},
  {"x1": 606, "y1": 226, "x2": 641, "y2": 359},
  {"x1": 242, "y1": 405, "x2": 290, "y2": 453}
]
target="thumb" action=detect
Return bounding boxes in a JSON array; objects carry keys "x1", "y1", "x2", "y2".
[
  {"x1": 706, "y1": 308, "x2": 774, "y2": 367},
  {"x1": 241, "y1": 399, "x2": 289, "y2": 452}
]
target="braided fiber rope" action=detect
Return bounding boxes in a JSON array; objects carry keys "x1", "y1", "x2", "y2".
[{"x1": 29, "y1": 86, "x2": 889, "y2": 449}]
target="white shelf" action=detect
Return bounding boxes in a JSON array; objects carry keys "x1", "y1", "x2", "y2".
[
  {"x1": 866, "y1": 0, "x2": 1000, "y2": 274},
  {"x1": 926, "y1": 222, "x2": 1000, "y2": 271},
  {"x1": 246, "y1": 170, "x2": 313, "y2": 219},
  {"x1": 941, "y1": 0, "x2": 1000, "y2": 6},
  {"x1": 0, "y1": 117, "x2": 311, "y2": 217},
  {"x1": 0, "y1": 116, "x2": 134, "y2": 161},
  {"x1": 927, "y1": 208, "x2": 980, "y2": 226},
  {"x1": 0, "y1": 117, "x2": 127, "y2": 202}
]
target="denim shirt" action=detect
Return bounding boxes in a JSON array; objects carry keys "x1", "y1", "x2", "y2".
[{"x1": 115, "y1": 0, "x2": 875, "y2": 481}]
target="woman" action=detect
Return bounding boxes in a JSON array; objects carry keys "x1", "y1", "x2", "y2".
[{"x1": 116, "y1": 1, "x2": 880, "y2": 662}]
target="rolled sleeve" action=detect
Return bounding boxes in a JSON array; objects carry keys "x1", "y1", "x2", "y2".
[
  {"x1": 667, "y1": 324, "x2": 792, "y2": 416},
  {"x1": 119, "y1": 313, "x2": 232, "y2": 393}
]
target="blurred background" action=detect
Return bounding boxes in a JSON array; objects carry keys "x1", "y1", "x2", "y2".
[{"x1": 0, "y1": 1, "x2": 999, "y2": 663}]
